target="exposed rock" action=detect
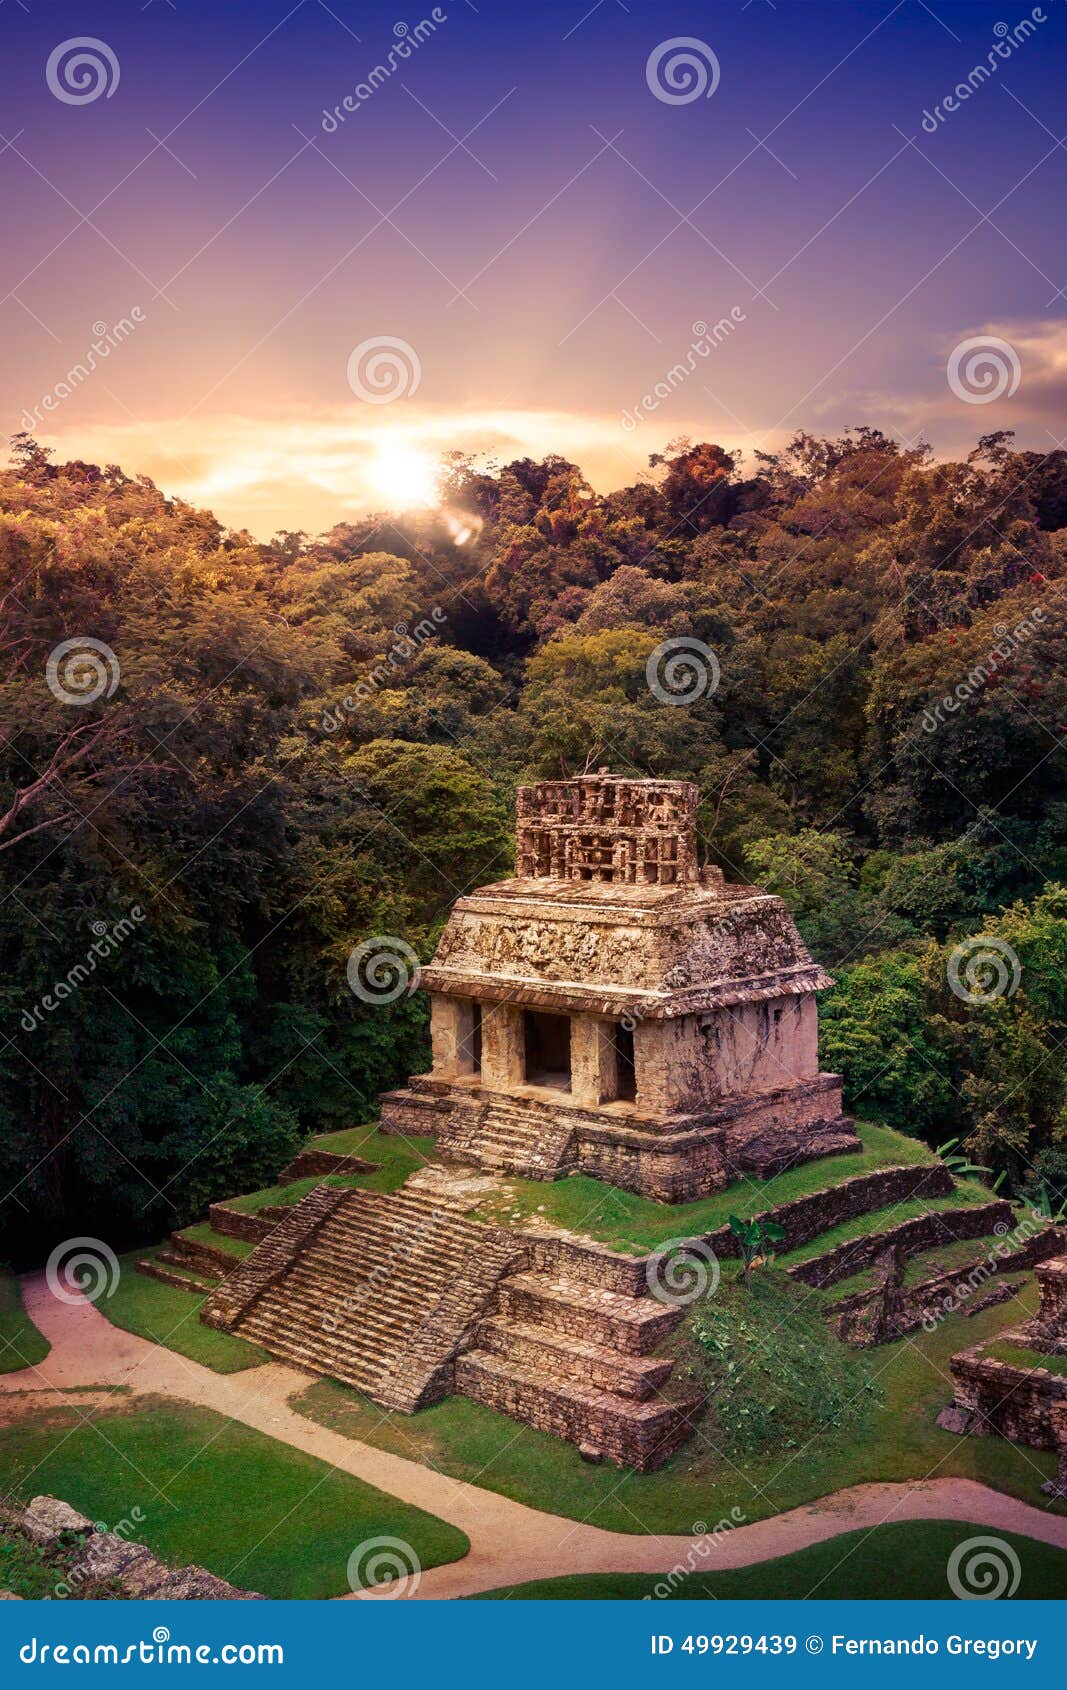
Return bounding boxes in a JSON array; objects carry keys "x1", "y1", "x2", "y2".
[
  {"x1": 71, "y1": 1532, "x2": 263, "y2": 1600},
  {"x1": 20, "y1": 1496, "x2": 94, "y2": 1547},
  {"x1": 835, "y1": 1243, "x2": 907, "y2": 1347}
]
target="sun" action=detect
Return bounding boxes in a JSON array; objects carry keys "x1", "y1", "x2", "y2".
[{"x1": 368, "y1": 443, "x2": 439, "y2": 510}]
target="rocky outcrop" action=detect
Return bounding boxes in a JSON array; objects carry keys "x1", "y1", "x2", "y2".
[{"x1": 9, "y1": 1498, "x2": 262, "y2": 1600}]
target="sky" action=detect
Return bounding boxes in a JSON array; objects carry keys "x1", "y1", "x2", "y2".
[{"x1": 2, "y1": 0, "x2": 1067, "y2": 535}]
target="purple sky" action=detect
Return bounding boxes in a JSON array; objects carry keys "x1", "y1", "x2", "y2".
[{"x1": 3, "y1": 0, "x2": 1066, "y2": 532}]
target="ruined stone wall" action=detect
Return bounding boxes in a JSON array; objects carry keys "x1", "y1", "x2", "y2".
[
  {"x1": 638, "y1": 997, "x2": 819, "y2": 1111},
  {"x1": 790, "y1": 1199, "x2": 1015, "y2": 1289},
  {"x1": 948, "y1": 1348, "x2": 1067, "y2": 1449},
  {"x1": 704, "y1": 1162, "x2": 954, "y2": 1257},
  {"x1": 574, "y1": 1125, "x2": 728, "y2": 1202}
]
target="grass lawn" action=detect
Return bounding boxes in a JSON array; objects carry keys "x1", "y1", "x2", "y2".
[
  {"x1": 0, "y1": 1528, "x2": 65, "y2": 1599},
  {"x1": 224, "y1": 1128, "x2": 439, "y2": 1215},
  {"x1": 98, "y1": 1252, "x2": 269, "y2": 1373},
  {"x1": 473, "y1": 1121, "x2": 940, "y2": 1253},
  {"x1": 0, "y1": 1397, "x2": 467, "y2": 1599},
  {"x1": 781, "y1": 1179, "x2": 993, "y2": 1269},
  {"x1": 988, "y1": 1340, "x2": 1067, "y2": 1380},
  {"x1": 292, "y1": 1278, "x2": 1064, "y2": 1535},
  {"x1": 474, "y1": 1521, "x2": 1067, "y2": 1600},
  {"x1": 0, "y1": 1274, "x2": 49, "y2": 1374},
  {"x1": 174, "y1": 1223, "x2": 253, "y2": 1258}
]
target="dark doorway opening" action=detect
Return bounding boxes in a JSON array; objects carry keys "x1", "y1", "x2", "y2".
[
  {"x1": 523, "y1": 1010, "x2": 571, "y2": 1091},
  {"x1": 459, "y1": 1001, "x2": 482, "y2": 1075},
  {"x1": 613, "y1": 1023, "x2": 637, "y2": 1102}
]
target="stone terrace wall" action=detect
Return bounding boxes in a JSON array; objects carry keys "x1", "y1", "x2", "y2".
[
  {"x1": 705, "y1": 1163, "x2": 954, "y2": 1259},
  {"x1": 207, "y1": 1201, "x2": 276, "y2": 1244},
  {"x1": 946, "y1": 1348, "x2": 1067, "y2": 1449},
  {"x1": 788, "y1": 1199, "x2": 1014, "y2": 1289},
  {"x1": 278, "y1": 1148, "x2": 378, "y2": 1182}
]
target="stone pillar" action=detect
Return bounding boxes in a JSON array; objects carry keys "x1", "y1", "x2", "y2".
[
  {"x1": 481, "y1": 1001, "x2": 524, "y2": 1090},
  {"x1": 429, "y1": 995, "x2": 463, "y2": 1079},
  {"x1": 571, "y1": 1017, "x2": 618, "y2": 1106}
]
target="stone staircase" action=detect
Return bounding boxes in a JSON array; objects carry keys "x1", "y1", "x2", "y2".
[
  {"x1": 435, "y1": 1098, "x2": 578, "y2": 1180},
  {"x1": 201, "y1": 1186, "x2": 527, "y2": 1411},
  {"x1": 455, "y1": 1266, "x2": 701, "y2": 1470}
]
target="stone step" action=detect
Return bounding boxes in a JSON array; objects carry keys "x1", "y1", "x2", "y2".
[
  {"x1": 495, "y1": 1272, "x2": 682, "y2": 1355},
  {"x1": 156, "y1": 1248, "x2": 221, "y2": 1284},
  {"x1": 135, "y1": 1259, "x2": 207, "y2": 1295},
  {"x1": 455, "y1": 1349, "x2": 702, "y2": 1471},
  {"x1": 209, "y1": 1184, "x2": 524, "y2": 1410},
  {"x1": 169, "y1": 1234, "x2": 243, "y2": 1278},
  {"x1": 474, "y1": 1315, "x2": 673, "y2": 1400}
]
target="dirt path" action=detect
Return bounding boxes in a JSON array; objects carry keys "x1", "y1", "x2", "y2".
[{"x1": 4, "y1": 1272, "x2": 1066, "y2": 1599}]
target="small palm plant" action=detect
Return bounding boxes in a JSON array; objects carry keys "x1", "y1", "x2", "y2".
[
  {"x1": 728, "y1": 1215, "x2": 787, "y2": 1280},
  {"x1": 935, "y1": 1137, "x2": 994, "y2": 1179}
]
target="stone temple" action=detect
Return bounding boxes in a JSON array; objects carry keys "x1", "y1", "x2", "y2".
[
  {"x1": 379, "y1": 773, "x2": 859, "y2": 1196},
  {"x1": 203, "y1": 774, "x2": 860, "y2": 1469}
]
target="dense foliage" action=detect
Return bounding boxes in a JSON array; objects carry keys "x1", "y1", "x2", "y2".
[
  {"x1": 679, "y1": 1268, "x2": 879, "y2": 1457},
  {"x1": 1, "y1": 426, "x2": 1065, "y2": 1259}
]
